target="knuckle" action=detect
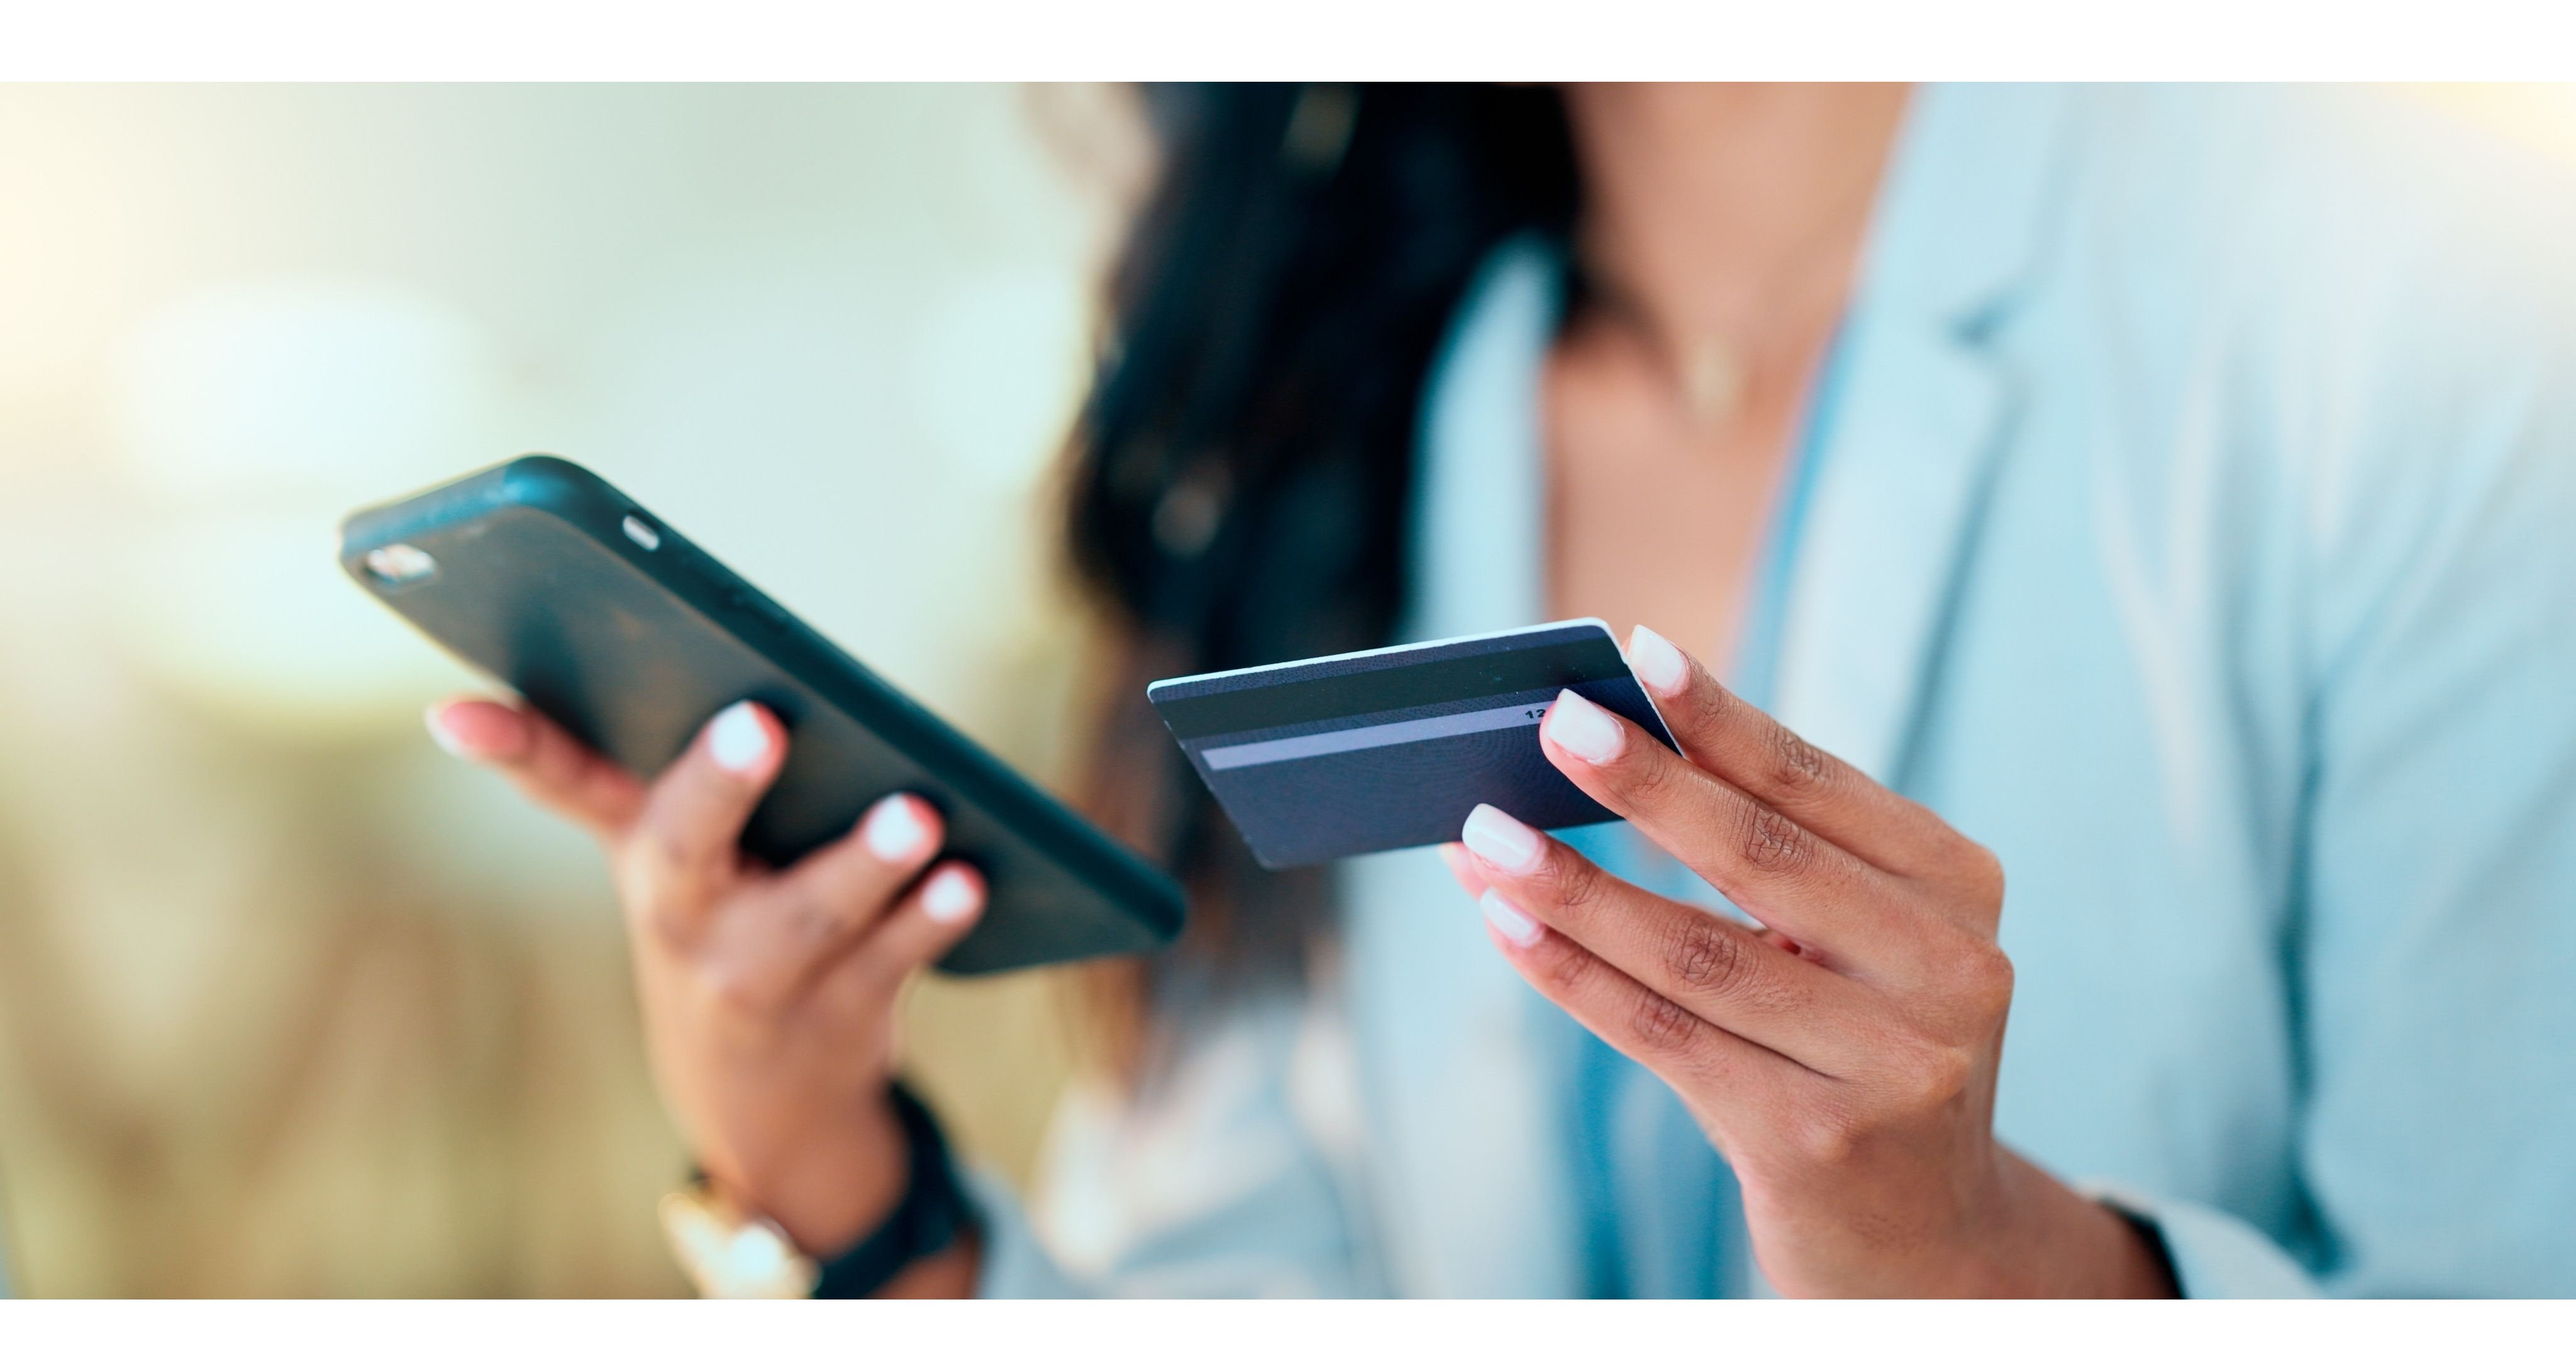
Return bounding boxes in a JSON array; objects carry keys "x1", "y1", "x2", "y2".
[
  {"x1": 1793, "y1": 1103, "x2": 1869, "y2": 1168},
  {"x1": 1890, "y1": 1030, "x2": 1977, "y2": 1104},
  {"x1": 647, "y1": 906, "x2": 696, "y2": 952},
  {"x1": 613, "y1": 846, "x2": 689, "y2": 927},
  {"x1": 1626, "y1": 988, "x2": 1701, "y2": 1055},
  {"x1": 1543, "y1": 938, "x2": 1601, "y2": 996},
  {"x1": 1943, "y1": 935, "x2": 2016, "y2": 1014},
  {"x1": 1958, "y1": 841, "x2": 2007, "y2": 910},
  {"x1": 1665, "y1": 914, "x2": 1758, "y2": 1004},
  {"x1": 1622, "y1": 746, "x2": 1681, "y2": 804},
  {"x1": 1764, "y1": 722, "x2": 1835, "y2": 802},
  {"x1": 637, "y1": 822, "x2": 714, "y2": 888},
  {"x1": 1927, "y1": 1045, "x2": 1977, "y2": 1102},
  {"x1": 609, "y1": 851, "x2": 655, "y2": 910},
  {"x1": 1547, "y1": 858, "x2": 1610, "y2": 925},
  {"x1": 1697, "y1": 682, "x2": 1755, "y2": 742},
  {"x1": 700, "y1": 960, "x2": 771, "y2": 1015},
  {"x1": 1732, "y1": 798, "x2": 1807, "y2": 876},
  {"x1": 779, "y1": 884, "x2": 858, "y2": 946}
]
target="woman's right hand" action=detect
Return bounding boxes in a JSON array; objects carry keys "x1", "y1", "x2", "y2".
[{"x1": 426, "y1": 696, "x2": 986, "y2": 1261}]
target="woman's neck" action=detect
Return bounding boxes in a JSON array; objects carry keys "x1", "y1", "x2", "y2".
[{"x1": 1560, "y1": 83, "x2": 1911, "y2": 398}]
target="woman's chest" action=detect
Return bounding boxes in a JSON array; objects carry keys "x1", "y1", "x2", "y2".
[{"x1": 1538, "y1": 329, "x2": 1810, "y2": 673}]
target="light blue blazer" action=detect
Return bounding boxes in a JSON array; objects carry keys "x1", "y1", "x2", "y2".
[{"x1": 971, "y1": 84, "x2": 2576, "y2": 1298}]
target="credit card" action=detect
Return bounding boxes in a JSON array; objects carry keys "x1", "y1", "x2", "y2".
[{"x1": 1146, "y1": 619, "x2": 1678, "y2": 869}]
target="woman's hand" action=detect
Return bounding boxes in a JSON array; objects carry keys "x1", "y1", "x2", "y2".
[
  {"x1": 1441, "y1": 625, "x2": 2175, "y2": 1298},
  {"x1": 427, "y1": 697, "x2": 985, "y2": 1266}
]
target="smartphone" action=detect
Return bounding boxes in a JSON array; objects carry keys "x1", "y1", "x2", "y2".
[{"x1": 338, "y1": 455, "x2": 1185, "y2": 974}]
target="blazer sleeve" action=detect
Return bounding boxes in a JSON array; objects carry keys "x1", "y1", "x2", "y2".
[{"x1": 2084, "y1": 1184, "x2": 2319, "y2": 1298}]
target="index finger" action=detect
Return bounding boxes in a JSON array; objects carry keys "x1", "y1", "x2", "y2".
[
  {"x1": 428, "y1": 697, "x2": 643, "y2": 840},
  {"x1": 1536, "y1": 685, "x2": 1938, "y2": 974},
  {"x1": 1624, "y1": 624, "x2": 1964, "y2": 880}
]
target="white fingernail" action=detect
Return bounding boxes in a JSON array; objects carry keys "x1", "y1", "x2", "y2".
[
  {"x1": 424, "y1": 707, "x2": 468, "y2": 759},
  {"x1": 1479, "y1": 889, "x2": 1543, "y2": 947},
  {"x1": 1461, "y1": 803, "x2": 1544, "y2": 875},
  {"x1": 862, "y1": 795, "x2": 930, "y2": 862},
  {"x1": 1543, "y1": 689, "x2": 1624, "y2": 765},
  {"x1": 1627, "y1": 624, "x2": 1689, "y2": 697},
  {"x1": 923, "y1": 869, "x2": 980, "y2": 923},
  {"x1": 708, "y1": 702, "x2": 770, "y2": 775}
]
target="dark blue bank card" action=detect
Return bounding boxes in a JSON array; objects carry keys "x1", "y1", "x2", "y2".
[{"x1": 1146, "y1": 620, "x2": 1679, "y2": 869}]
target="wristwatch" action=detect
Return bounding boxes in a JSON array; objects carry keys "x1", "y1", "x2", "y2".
[{"x1": 659, "y1": 1083, "x2": 975, "y2": 1300}]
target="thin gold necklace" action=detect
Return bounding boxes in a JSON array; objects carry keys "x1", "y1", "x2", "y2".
[
  {"x1": 1577, "y1": 195, "x2": 1874, "y2": 433},
  {"x1": 1674, "y1": 338, "x2": 1746, "y2": 432}
]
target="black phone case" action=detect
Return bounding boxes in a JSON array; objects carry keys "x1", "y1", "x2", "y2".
[{"x1": 338, "y1": 456, "x2": 1184, "y2": 974}]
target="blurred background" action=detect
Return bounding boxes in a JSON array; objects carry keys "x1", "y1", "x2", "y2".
[
  {"x1": 0, "y1": 82, "x2": 2572, "y2": 1298},
  {"x1": 0, "y1": 83, "x2": 1144, "y2": 1297}
]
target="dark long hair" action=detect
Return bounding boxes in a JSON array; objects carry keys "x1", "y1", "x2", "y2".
[{"x1": 1058, "y1": 84, "x2": 1579, "y2": 1035}]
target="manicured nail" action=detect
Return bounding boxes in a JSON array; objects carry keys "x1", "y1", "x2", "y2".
[
  {"x1": 923, "y1": 867, "x2": 981, "y2": 923},
  {"x1": 423, "y1": 705, "x2": 469, "y2": 759},
  {"x1": 1461, "y1": 803, "x2": 1545, "y2": 875},
  {"x1": 1627, "y1": 624, "x2": 1689, "y2": 697},
  {"x1": 708, "y1": 702, "x2": 770, "y2": 775},
  {"x1": 1479, "y1": 888, "x2": 1543, "y2": 947},
  {"x1": 1543, "y1": 688, "x2": 1624, "y2": 765},
  {"x1": 862, "y1": 795, "x2": 931, "y2": 862}
]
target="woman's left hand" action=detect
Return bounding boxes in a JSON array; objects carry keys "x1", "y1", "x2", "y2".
[{"x1": 1442, "y1": 624, "x2": 2176, "y2": 1298}]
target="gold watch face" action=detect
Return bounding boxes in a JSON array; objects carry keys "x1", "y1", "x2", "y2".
[{"x1": 658, "y1": 1188, "x2": 821, "y2": 1300}]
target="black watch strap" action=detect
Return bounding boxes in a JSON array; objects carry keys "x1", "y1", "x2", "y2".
[{"x1": 810, "y1": 1081, "x2": 976, "y2": 1298}]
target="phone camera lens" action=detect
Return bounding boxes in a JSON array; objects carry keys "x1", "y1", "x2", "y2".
[{"x1": 363, "y1": 543, "x2": 438, "y2": 585}]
